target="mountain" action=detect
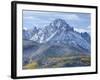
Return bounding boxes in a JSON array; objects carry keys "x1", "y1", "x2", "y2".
[
  {"x1": 29, "y1": 19, "x2": 74, "y2": 43},
  {"x1": 81, "y1": 32, "x2": 91, "y2": 43},
  {"x1": 28, "y1": 19, "x2": 90, "y2": 51},
  {"x1": 23, "y1": 18, "x2": 91, "y2": 65},
  {"x1": 23, "y1": 27, "x2": 39, "y2": 40}
]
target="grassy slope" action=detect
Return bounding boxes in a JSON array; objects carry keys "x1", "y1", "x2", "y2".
[{"x1": 23, "y1": 55, "x2": 90, "y2": 69}]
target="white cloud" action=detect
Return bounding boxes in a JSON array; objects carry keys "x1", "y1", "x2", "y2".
[
  {"x1": 87, "y1": 25, "x2": 91, "y2": 29},
  {"x1": 74, "y1": 28, "x2": 86, "y2": 33},
  {"x1": 23, "y1": 27, "x2": 28, "y2": 30},
  {"x1": 66, "y1": 14, "x2": 80, "y2": 20},
  {"x1": 24, "y1": 16, "x2": 33, "y2": 19},
  {"x1": 74, "y1": 28, "x2": 90, "y2": 34}
]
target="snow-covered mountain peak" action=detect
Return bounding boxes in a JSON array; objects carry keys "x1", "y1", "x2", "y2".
[
  {"x1": 51, "y1": 18, "x2": 73, "y2": 31},
  {"x1": 23, "y1": 18, "x2": 91, "y2": 52}
]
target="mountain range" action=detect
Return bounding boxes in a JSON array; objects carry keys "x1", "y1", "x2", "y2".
[
  {"x1": 23, "y1": 18, "x2": 90, "y2": 50},
  {"x1": 23, "y1": 18, "x2": 91, "y2": 66}
]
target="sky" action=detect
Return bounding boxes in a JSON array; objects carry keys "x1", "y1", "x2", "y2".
[{"x1": 23, "y1": 10, "x2": 91, "y2": 33}]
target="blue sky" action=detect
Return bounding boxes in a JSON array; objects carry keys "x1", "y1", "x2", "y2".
[{"x1": 23, "y1": 10, "x2": 91, "y2": 33}]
